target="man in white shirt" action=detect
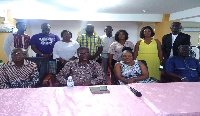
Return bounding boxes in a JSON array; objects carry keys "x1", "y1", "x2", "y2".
[
  {"x1": 3, "y1": 22, "x2": 30, "y2": 61},
  {"x1": 100, "y1": 26, "x2": 115, "y2": 84}
]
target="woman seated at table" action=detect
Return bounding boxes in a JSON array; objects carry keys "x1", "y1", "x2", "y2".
[{"x1": 114, "y1": 47, "x2": 153, "y2": 84}]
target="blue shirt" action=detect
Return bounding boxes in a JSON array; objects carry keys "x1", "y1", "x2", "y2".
[
  {"x1": 165, "y1": 56, "x2": 200, "y2": 82},
  {"x1": 29, "y1": 33, "x2": 60, "y2": 60}
]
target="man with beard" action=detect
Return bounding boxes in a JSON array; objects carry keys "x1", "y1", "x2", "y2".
[{"x1": 165, "y1": 45, "x2": 200, "y2": 82}]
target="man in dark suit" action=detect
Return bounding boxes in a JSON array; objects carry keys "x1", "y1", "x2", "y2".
[{"x1": 162, "y1": 22, "x2": 190, "y2": 69}]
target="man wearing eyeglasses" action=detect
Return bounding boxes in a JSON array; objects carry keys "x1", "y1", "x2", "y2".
[
  {"x1": 0, "y1": 48, "x2": 39, "y2": 89},
  {"x1": 56, "y1": 47, "x2": 105, "y2": 86}
]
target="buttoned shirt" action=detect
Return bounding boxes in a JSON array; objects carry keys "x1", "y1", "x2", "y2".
[
  {"x1": 165, "y1": 56, "x2": 200, "y2": 82},
  {"x1": 56, "y1": 59, "x2": 105, "y2": 85},
  {"x1": 0, "y1": 60, "x2": 39, "y2": 88},
  {"x1": 77, "y1": 34, "x2": 103, "y2": 60},
  {"x1": 101, "y1": 35, "x2": 115, "y2": 58},
  {"x1": 108, "y1": 41, "x2": 134, "y2": 61}
]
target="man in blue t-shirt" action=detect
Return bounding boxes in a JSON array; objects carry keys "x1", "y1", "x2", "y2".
[
  {"x1": 29, "y1": 23, "x2": 60, "y2": 74},
  {"x1": 29, "y1": 23, "x2": 60, "y2": 60},
  {"x1": 165, "y1": 45, "x2": 200, "y2": 82}
]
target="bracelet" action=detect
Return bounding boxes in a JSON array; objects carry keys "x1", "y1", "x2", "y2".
[{"x1": 181, "y1": 77, "x2": 187, "y2": 81}]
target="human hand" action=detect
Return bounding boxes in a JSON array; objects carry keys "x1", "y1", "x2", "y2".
[
  {"x1": 108, "y1": 64, "x2": 113, "y2": 70},
  {"x1": 43, "y1": 54, "x2": 49, "y2": 58},
  {"x1": 128, "y1": 78, "x2": 136, "y2": 84},
  {"x1": 181, "y1": 78, "x2": 189, "y2": 82}
]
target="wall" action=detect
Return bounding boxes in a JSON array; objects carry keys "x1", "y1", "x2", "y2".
[
  {"x1": 183, "y1": 31, "x2": 200, "y2": 46},
  {"x1": 0, "y1": 9, "x2": 17, "y2": 63},
  {"x1": 17, "y1": 19, "x2": 139, "y2": 56},
  {"x1": 154, "y1": 14, "x2": 174, "y2": 42}
]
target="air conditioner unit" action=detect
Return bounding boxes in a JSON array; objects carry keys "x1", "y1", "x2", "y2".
[{"x1": 184, "y1": 28, "x2": 200, "y2": 32}]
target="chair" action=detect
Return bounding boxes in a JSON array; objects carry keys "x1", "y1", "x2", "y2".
[
  {"x1": 139, "y1": 60, "x2": 160, "y2": 83},
  {"x1": 25, "y1": 57, "x2": 52, "y2": 87}
]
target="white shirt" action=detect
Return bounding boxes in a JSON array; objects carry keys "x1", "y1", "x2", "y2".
[
  {"x1": 170, "y1": 34, "x2": 178, "y2": 57},
  {"x1": 53, "y1": 40, "x2": 80, "y2": 61},
  {"x1": 3, "y1": 33, "x2": 30, "y2": 61},
  {"x1": 100, "y1": 35, "x2": 115, "y2": 58}
]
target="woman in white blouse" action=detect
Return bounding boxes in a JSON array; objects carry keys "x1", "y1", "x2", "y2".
[{"x1": 53, "y1": 30, "x2": 80, "y2": 73}]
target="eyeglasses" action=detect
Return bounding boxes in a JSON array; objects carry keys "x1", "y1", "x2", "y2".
[
  {"x1": 78, "y1": 52, "x2": 90, "y2": 55},
  {"x1": 11, "y1": 52, "x2": 26, "y2": 56},
  {"x1": 122, "y1": 55, "x2": 132, "y2": 58}
]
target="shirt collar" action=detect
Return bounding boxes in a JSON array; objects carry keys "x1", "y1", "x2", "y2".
[{"x1": 10, "y1": 59, "x2": 28, "y2": 66}]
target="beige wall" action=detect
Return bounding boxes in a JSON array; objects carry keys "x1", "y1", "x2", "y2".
[
  {"x1": 0, "y1": 9, "x2": 16, "y2": 63},
  {"x1": 154, "y1": 14, "x2": 175, "y2": 42}
]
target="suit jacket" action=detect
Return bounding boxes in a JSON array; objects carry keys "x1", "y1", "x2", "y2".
[{"x1": 162, "y1": 32, "x2": 190, "y2": 59}]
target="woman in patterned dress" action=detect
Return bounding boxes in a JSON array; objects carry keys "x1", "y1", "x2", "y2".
[
  {"x1": 114, "y1": 47, "x2": 153, "y2": 84},
  {"x1": 108, "y1": 30, "x2": 134, "y2": 84}
]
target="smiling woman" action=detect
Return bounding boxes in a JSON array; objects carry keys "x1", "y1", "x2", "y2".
[{"x1": 114, "y1": 47, "x2": 154, "y2": 84}]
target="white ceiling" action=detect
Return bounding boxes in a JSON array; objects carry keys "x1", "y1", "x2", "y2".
[{"x1": 0, "y1": 0, "x2": 200, "y2": 25}]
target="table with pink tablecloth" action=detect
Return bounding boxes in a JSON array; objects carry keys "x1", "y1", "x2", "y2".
[
  {"x1": 0, "y1": 85, "x2": 155, "y2": 116},
  {"x1": 0, "y1": 83, "x2": 200, "y2": 116},
  {"x1": 129, "y1": 82, "x2": 200, "y2": 116}
]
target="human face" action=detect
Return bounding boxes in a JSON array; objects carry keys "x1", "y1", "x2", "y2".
[
  {"x1": 85, "y1": 25, "x2": 94, "y2": 35},
  {"x1": 170, "y1": 22, "x2": 181, "y2": 34},
  {"x1": 63, "y1": 31, "x2": 72, "y2": 40},
  {"x1": 144, "y1": 28, "x2": 152, "y2": 38},
  {"x1": 122, "y1": 51, "x2": 133, "y2": 63},
  {"x1": 178, "y1": 46, "x2": 189, "y2": 57},
  {"x1": 42, "y1": 23, "x2": 51, "y2": 34},
  {"x1": 17, "y1": 23, "x2": 27, "y2": 32},
  {"x1": 105, "y1": 27, "x2": 113, "y2": 36},
  {"x1": 78, "y1": 49, "x2": 90, "y2": 61},
  {"x1": 118, "y1": 31, "x2": 126, "y2": 40},
  {"x1": 11, "y1": 49, "x2": 26, "y2": 62}
]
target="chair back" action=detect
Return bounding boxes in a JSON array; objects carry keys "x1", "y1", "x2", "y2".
[
  {"x1": 25, "y1": 57, "x2": 49, "y2": 86},
  {"x1": 138, "y1": 60, "x2": 160, "y2": 83}
]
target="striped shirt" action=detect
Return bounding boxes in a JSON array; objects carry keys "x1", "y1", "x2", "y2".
[
  {"x1": 77, "y1": 34, "x2": 103, "y2": 60},
  {"x1": 0, "y1": 60, "x2": 39, "y2": 89}
]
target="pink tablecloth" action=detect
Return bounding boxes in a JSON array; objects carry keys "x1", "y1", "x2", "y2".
[
  {"x1": 129, "y1": 82, "x2": 200, "y2": 116},
  {"x1": 0, "y1": 85, "x2": 155, "y2": 116}
]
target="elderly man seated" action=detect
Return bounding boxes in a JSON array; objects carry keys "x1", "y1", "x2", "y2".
[
  {"x1": 0, "y1": 48, "x2": 39, "y2": 88},
  {"x1": 56, "y1": 47, "x2": 105, "y2": 86},
  {"x1": 165, "y1": 45, "x2": 200, "y2": 82}
]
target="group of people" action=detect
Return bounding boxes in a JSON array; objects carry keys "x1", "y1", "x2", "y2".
[{"x1": 0, "y1": 21, "x2": 199, "y2": 89}]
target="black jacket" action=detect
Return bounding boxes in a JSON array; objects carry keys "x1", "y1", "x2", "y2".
[{"x1": 162, "y1": 32, "x2": 190, "y2": 59}]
